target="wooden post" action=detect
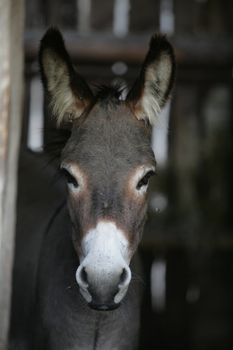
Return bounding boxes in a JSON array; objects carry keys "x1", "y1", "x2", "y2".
[{"x1": 0, "y1": 0, "x2": 24, "y2": 349}]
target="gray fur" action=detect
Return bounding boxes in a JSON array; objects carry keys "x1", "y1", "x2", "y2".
[
  {"x1": 32, "y1": 28, "x2": 176, "y2": 350},
  {"x1": 34, "y1": 102, "x2": 152, "y2": 350}
]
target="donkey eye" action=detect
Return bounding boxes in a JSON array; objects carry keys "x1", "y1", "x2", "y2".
[
  {"x1": 136, "y1": 170, "x2": 155, "y2": 190},
  {"x1": 61, "y1": 168, "x2": 79, "y2": 189}
]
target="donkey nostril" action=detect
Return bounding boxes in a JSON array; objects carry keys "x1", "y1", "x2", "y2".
[
  {"x1": 81, "y1": 267, "x2": 88, "y2": 285},
  {"x1": 120, "y1": 268, "x2": 127, "y2": 285},
  {"x1": 114, "y1": 267, "x2": 131, "y2": 303}
]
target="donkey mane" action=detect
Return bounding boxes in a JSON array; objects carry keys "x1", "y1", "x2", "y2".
[{"x1": 94, "y1": 84, "x2": 125, "y2": 103}]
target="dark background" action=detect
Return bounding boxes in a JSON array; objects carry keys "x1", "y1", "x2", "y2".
[{"x1": 10, "y1": 0, "x2": 233, "y2": 349}]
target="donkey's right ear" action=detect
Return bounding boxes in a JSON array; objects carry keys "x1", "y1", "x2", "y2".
[{"x1": 39, "y1": 28, "x2": 93, "y2": 127}]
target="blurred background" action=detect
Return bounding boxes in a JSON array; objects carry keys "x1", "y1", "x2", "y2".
[{"x1": 4, "y1": 0, "x2": 233, "y2": 349}]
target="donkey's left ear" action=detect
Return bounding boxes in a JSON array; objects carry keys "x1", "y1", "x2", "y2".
[
  {"x1": 127, "y1": 34, "x2": 175, "y2": 125},
  {"x1": 39, "y1": 28, "x2": 93, "y2": 127}
]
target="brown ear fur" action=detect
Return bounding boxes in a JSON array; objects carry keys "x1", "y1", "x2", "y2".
[{"x1": 39, "y1": 28, "x2": 93, "y2": 127}]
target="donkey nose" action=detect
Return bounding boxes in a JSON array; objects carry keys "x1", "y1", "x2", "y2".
[{"x1": 76, "y1": 264, "x2": 131, "y2": 307}]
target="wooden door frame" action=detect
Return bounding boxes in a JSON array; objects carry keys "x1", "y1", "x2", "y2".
[{"x1": 0, "y1": 1, "x2": 24, "y2": 349}]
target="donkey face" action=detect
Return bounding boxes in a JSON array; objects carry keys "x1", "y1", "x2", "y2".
[{"x1": 39, "y1": 29, "x2": 175, "y2": 310}]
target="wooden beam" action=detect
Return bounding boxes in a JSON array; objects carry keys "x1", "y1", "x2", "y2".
[
  {"x1": 24, "y1": 30, "x2": 233, "y2": 66},
  {"x1": 0, "y1": 1, "x2": 24, "y2": 349}
]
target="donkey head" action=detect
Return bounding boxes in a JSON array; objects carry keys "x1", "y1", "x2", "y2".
[{"x1": 39, "y1": 29, "x2": 175, "y2": 311}]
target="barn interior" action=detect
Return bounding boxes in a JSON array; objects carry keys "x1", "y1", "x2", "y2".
[{"x1": 0, "y1": 0, "x2": 233, "y2": 349}]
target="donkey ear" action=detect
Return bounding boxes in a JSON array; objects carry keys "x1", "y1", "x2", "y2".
[
  {"x1": 127, "y1": 34, "x2": 175, "y2": 125},
  {"x1": 39, "y1": 28, "x2": 93, "y2": 126}
]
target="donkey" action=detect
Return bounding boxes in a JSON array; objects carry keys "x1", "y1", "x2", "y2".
[{"x1": 34, "y1": 28, "x2": 175, "y2": 350}]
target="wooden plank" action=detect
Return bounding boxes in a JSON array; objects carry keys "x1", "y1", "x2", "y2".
[
  {"x1": 46, "y1": 0, "x2": 76, "y2": 29},
  {"x1": 0, "y1": 1, "x2": 11, "y2": 346},
  {"x1": 174, "y1": 0, "x2": 196, "y2": 34},
  {"x1": 91, "y1": 0, "x2": 114, "y2": 31},
  {"x1": 25, "y1": 0, "x2": 45, "y2": 28},
  {"x1": 24, "y1": 30, "x2": 233, "y2": 66},
  {"x1": 0, "y1": 0, "x2": 24, "y2": 349},
  {"x1": 130, "y1": 0, "x2": 159, "y2": 32}
]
